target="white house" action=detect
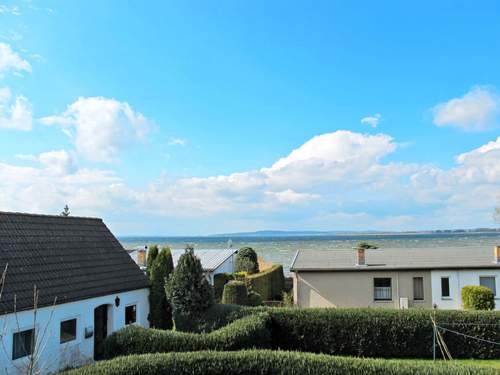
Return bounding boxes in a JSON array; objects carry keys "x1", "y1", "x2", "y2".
[
  {"x1": 291, "y1": 246, "x2": 500, "y2": 310},
  {"x1": 171, "y1": 248, "x2": 237, "y2": 285},
  {"x1": 0, "y1": 212, "x2": 150, "y2": 375}
]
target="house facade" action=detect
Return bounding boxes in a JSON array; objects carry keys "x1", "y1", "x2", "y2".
[
  {"x1": 0, "y1": 212, "x2": 150, "y2": 375},
  {"x1": 291, "y1": 246, "x2": 500, "y2": 310}
]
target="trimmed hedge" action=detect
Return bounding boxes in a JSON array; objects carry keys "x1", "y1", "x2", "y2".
[
  {"x1": 103, "y1": 312, "x2": 271, "y2": 358},
  {"x1": 269, "y1": 308, "x2": 500, "y2": 359},
  {"x1": 462, "y1": 286, "x2": 495, "y2": 310},
  {"x1": 62, "y1": 350, "x2": 496, "y2": 375},
  {"x1": 214, "y1": 273, "x2": 233, "y2": 302},
  {"x1": 222, "y1": 280, "x2": 248, "y2": 305},
  {"x1": 246, "y1": 264, "x2": 285, "y2": 300}
]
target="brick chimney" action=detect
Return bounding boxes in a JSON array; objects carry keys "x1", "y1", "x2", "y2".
[
  {"x1": 356, "y1": 247, "x2": 366, "y2": 266},
  {"x1": 495, "y1": 246, "x2": 500, "y2": 263}
]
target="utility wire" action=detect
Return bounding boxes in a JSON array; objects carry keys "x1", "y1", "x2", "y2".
[{"x1": 437, "y1": 326, "x2": 500, "y2": 346}]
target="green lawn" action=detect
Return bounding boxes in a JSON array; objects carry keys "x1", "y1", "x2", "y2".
[{"x1": 386, "y1": 358, "x2": 500, "y2": 370}]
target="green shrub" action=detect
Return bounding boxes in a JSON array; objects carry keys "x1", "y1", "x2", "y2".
[
  {"x1": 213, "y1": 273, "x2": 233, "y2": 302},
  {"x1": 103, "y1": 313, "x2": 271, "y2": 358},
  {"x1": 462, "y1": 286, "x2": 495, "y2": 310},
  {"x1": 246, "y1": 264, "x2": 285, "y2": 300},
  {"x1": 63, "y1": 350, "x2": 497, "y2": 375},
  {"x1": 166, "y1": 247, "x2": 214, "y2": 331},
  {"x1": 146, "y1": 244, "x2": 158, "y2": 276},
  {"x1": 149, "y1": 247, "x2": 174, "y2": 329},
  {"x1": 269, "y1": 308, "x2": 500, "y2": 359},
  {"x1": 235, "y1": 247, "x2": 259, "y2": 274},
  {"x1": 222, "y1": 280, "x2": 248, "y2": 305},
  {"x1": 247, "y1": 291, "x2": 263, "y2": 306}
]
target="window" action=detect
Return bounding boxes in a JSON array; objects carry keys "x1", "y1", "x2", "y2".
[
  {"x1": 441, "y1": 277, "x2": 450, "y2": 298},
  {"x1": 480, "y1": 276, "x2": 496, "y2": 296},
  {"x1": 60, "y1": 318, "x2": 77, "y2": 344},
  {"x1": 413, "y1": 277, "x2": 424, "y2": 300},
  {"x1": 125, "y1": 305, "x2": 136, "y2": 325},
  {"x1": 12, "y1": 329, "x2": 33, "y2": 360},
  {"x1": 374, "y1": 278, "x2": 392, "y2": 300}
]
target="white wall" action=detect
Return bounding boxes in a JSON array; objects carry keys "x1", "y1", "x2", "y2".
[
  {"x1": 0, "y1": 288, "x2": 149, "y2": 375},
  {"x1": 431, "y1": 269, "x2": 500, "y2": 310}
]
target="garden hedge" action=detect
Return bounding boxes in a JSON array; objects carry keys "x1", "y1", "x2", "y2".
[
  {"x1": 246, "y1": 264, "x2": 285, "y2": 300},
  {"x1": 222, "y1": 280, "x2": 248, "y2": 305},
  {"x1": 269, "y1": 308, "x2": 500, "y2": 359},
  {"x1": 103, "y1": 312, "x2": 271, "y2": 358},
  {"x1": 63, "y1": 350, "x2": 496, "y2": 375},
  {"x1": 462, "y1": 286, "x2": 495, "y2": 310}
]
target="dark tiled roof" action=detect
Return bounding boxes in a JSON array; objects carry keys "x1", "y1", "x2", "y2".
[{"x1": 0, "y1": 212, "x2": 149, "y2": 315}]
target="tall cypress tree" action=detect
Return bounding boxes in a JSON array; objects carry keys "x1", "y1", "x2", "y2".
[
  {"x1": 166, "y1": 247, "x2": 214, "y2": 331},
  {"x1": 146, "y1": 245, "x2": 159, "y2": 277},
  {"x1": 149, "y1": 246, "x2": 174, "y2": 329}
]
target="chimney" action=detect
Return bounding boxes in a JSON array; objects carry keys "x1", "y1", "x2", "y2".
[
  {"x1": 356, "y1": 247, "x2": 366, "y2": 266},
  {"x1": 495, "y1": 246, "x2": 500, "y2": 263}
]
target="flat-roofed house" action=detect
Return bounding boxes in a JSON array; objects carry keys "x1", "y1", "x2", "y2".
[
  {"x1": 0, "y1": 212, "x2": 150, "y2": 374},
  {"x1": 290, "y1": 246, "x2": 500, "y2": 310}
]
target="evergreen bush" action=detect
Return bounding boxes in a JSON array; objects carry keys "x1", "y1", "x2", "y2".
[
  {"x1": 149, "y1": 247, "x2": 174, "y2": 329},
  {"x1": 235, "y1": 247, "x2": 259, "y2": 274},
  {"x1": 246, "y1": 264, "x2": 285, "y2": 300},
  {"x1": 165, "y1": 247, "x2": 214, "y2": 331},
  {"x1": 462, "y1": 286, "x2": 495, "y2": 310},
  {"x1": 146, "y1": 244, "x2": 159, "y2": 276},
  {"x1": 221, "y1": 280, "x2": 248, "y2": 305}
]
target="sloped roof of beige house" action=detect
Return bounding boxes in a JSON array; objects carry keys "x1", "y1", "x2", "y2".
[{"x1": 290, "y1": 246, "x2": 500, "y2": 271}]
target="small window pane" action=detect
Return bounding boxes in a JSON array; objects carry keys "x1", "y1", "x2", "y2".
[
  {"x1": 413, "y1": 277, "x2": 424, "y2": 300},
  {"x1": 125, "y1": 305, "x2": 136, "y2": 325},
  {"x1": 480, "y1": 277, "x2": 496, "y2": 296},
  {"x1": 441, "y1": 277, "x2": 450, "y2": 297},
  {"x1": 13, "y1": 329, "x2": 33, "y2": 360},
  {"x1": 60, "y1": 319, "x2": 77, "y2": 344},
  {"x1": 374, "y1": 278, "x2": 392, "y2": 300}
]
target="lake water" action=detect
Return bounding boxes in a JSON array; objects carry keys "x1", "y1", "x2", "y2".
[{"x1": 119, "y1": 232, "x2": 500, "y2": 273}]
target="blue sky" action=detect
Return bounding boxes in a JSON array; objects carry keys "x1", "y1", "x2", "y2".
[{"x1": 1, "y1": 1, "x2": 500, "y2": 235}]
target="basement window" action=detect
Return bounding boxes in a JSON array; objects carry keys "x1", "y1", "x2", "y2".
[
  {"x1": 60, "y1": 318, "x2": 77, "y2": 344},
  {"x1": 13, "y1": 328, "x2": 34, "y2": 360}
]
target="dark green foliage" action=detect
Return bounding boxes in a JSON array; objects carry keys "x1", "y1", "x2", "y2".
[
  {"x1": 103, "y1": 313, "x2": 272, "y2": 358},
  {"x1": 247, "y1": 291, "x2": 263, "y2": 306},
  {"x1": 196, "y1": 304, "x2": 267, "y2": 332},
  {"x1": 149, "y1": 247, "x2": 174, "y2": 329},
  {"x1": 246, "y1": 265, "x2": 285, "y2": 300},
  {"x1": 462, "y1": 286, "x2": 495, "y2": 310},
  {"x1": 235, "y1": 247, "x2": 259, "y2": 274},
  {"x1": 213, "y1": 273, "x2": 233, "y2": 302},
  {"x1": 146, "y1": 245, "x2": 159, "y2": 276},
  {"x1": 282, "y1": 291, "x2": 293, "y2": 307},
  {"x1": 165, "y1": 247, "x2": 214, "y2": 331},
  {"x1": 269, "y1": 308, "x2": 500, "y2": 359},
  {"x1": 63, "y1": 350, "x2": 497, "y2": 375},
  {"x1": 221, "y1": 281, "x2": 248, "y2": 305},
  {"x1": 356, "y1": 242, "x2": 378, "y2": 249}
]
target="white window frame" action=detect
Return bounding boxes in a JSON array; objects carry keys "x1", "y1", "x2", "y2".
[
  {"x1": 479, "y1": 275, "x2": 497, "y2": 297},
  {"x1": 440, "y1": 276, "x2": 451, "y2": 299},
  {"x1": 125, "y1": 303, "x2": 138, "y2": 326}
]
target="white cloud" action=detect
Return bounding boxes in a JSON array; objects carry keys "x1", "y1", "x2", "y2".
[
  {"x1": 361, "y1": 113, "x2": 381, "y2": 128},
  {"x1": 40, "y1": 97, "x2": 153, "y2": 163},
  {"x1": 0, "y1": 5, "x2": 20, "y2": 16},
  {"x1": 0, "y1": 43, "x2": 31, "y2": 75},
  {"x1": 433, "y1": 87, "x2": 500, "y2": 131},
  {"x1": 168, "y1": 137, "x2": 186, "y2": 146},
  {"x1": 0, "y1": 87, "x2": 33, "y2": 131},
  {"x1": 265, "y1": 189, "x2": 320, "y2": 204}
]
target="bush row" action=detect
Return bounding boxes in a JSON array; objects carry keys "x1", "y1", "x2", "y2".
[
  {"x1": 103, "y1": 307, "x2": 500, "y2": 360},
  {"x1": 63, "y1": 350, "x2": 496, "y2": 375},
  {"x1": 246, "y1": 264, "x2": 285, "y2": 300},
  {"x1": 269, "y1": 308, "x2": 500, "y2": 359},
  {"x1": 103, "y1": 312, "x2": 271, "y2": 358}
]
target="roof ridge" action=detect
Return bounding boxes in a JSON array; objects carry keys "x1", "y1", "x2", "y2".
[{"x1": 0, "y1": 211, "x2": 103, "y2": 221}]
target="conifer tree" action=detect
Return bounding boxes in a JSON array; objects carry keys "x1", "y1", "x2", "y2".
[
  {"x1": 149, "y1": 246, "x2": 174, "y2": 329},
  {"x1": 146, "y1": 245, "x2": 159, "y2": 276}
]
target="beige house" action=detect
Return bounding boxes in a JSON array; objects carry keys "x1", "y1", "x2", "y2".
[{"x1": 290, "y1": 246, "x2": 500, "y2": 310}]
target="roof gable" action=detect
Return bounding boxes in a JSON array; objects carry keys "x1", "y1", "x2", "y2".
[{"x1": 0, "y1": 212, "x2": 149, "y2": 314}]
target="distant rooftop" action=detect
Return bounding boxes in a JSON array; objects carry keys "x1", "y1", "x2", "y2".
[
  {"x1": 171, "y1": 248, "x2": 237, "y2": 272},
  {"x1": 290, "y1": 246, "x2": 500, "y2": 271}
]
